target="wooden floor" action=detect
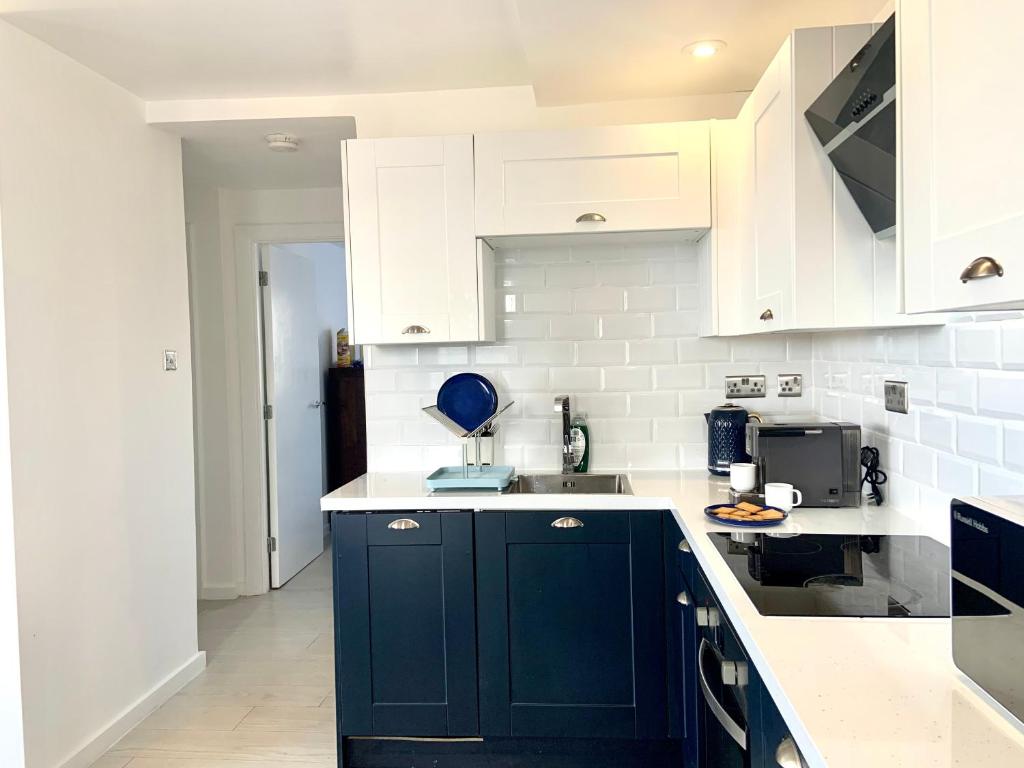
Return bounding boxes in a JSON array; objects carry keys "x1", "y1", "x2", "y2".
[{"x1": 93, "y1": 550, "x2": 337, "y2": 768}]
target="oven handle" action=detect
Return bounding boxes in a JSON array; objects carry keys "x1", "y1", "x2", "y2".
[{"x1": 698, "y1": 638, "x2": 747, "y2": 749}]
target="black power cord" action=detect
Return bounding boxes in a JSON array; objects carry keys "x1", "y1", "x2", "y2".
[{"x1": 860, "y1": 446, "x2": 887, "y2": 506}]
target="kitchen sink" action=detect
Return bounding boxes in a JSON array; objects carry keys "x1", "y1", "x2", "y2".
[{"x1": 506, "y1": 473, "x2": 632, "y2": 495}]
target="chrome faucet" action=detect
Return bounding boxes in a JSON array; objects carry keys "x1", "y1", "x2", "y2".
[{"x1": 554, "y1": 395, "x2": 573, "y2": 474}]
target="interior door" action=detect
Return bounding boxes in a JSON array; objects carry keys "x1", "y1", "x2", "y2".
[{"x1": 263, "y1": 245, "x2": 325, "y2": 587}]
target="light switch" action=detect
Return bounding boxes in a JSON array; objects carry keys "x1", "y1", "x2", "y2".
[{"x1": 163, "y1": 349, "x2": 178, "y2": 371}]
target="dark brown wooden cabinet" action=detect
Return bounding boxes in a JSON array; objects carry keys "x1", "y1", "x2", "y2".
[{"x1": 324, "y1": 367, "x2": 366, "y2": 492}]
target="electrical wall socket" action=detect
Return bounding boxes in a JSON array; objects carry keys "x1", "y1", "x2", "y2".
[
  {"x1": 725, "y1": 374, "x2": 766, "y2": 399},
  {"x1": 884, "y1": 380, "x2": 909, "y2": 414},
  {"x1": 777, "y1": 373, "x2": 803, "y2": 397}
]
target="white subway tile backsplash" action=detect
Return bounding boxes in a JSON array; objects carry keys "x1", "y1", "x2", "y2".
[
  {"x1": 547, "y1": 263, "x2": 595, "y2": 288},
  {"x1": 978, "y1": 371, "x2": 1024, "y2": 419},
  {"x1": 474, "y1": 345, "x2": 519, "y2": 365},
  {"x1": 522, "y1": 291, "x2": 571, "y2": 314},
  {"x1": 628, "y1": 339, "x2": 677, "y2": 365},
  {"x1": 626, "y1": 286, "x2": 676, "y2": 312},
  {"x1": 918, "y1": 410, "x2": 955, "y2": 452},
  {"x1": 577, "y1": 340, "x2": 628, "y2": 366},
  {"x1": 902, "y1": 443, "x2": 936, "y2": 486},
  {"x1": 596, "y1": 262, "x2": 650, "y2": 287},
  {"x1": 497, "y1": 264, "x2": 545, "y2": 289},
  {"x1": 937, "y1": 453, "x2": 977, "y2": 496},
  {"x1": 1004, "y1": 423, "x2": 1024, "y2": 473},
  {"x1": 956, "y1": 416, "x2": 1002, "y2": 465},
  {"x1": 653, "y1": 311, "x2": 700, "y2": 338},
  {"x1": 678, "y1": 337, "x2": 731, "y2": 362},
  {"x1": 573, "y1": 287, "x2": 625, "y2": 313},
  {"x1": 360, "y1": 243, "x2": 1024, "y2": 499},
  {"x1": 956, "y1": 325, "x2": 1001, "y2": 369},
  {"x1": 629, "y1": 392, "x2": 678, "y2": 418},
  {"x1": 549, "y1": 315, "x2": 599, "y2": 340},
  {"x1": 936, "y1": 368, "x2": 977, "y2": 413},
  {"x1": 550, "y1": 366, "x2": 602, "y2": 391},
  {"x1": 653, "y1": 364, "x2": 705, "y2": 390},
  {"x1": 418, "y1": 346, "x2": 469, "y2": 366},
  {"x1": 601, "y1": 313, "x2": 652, "y2": 340},
  {"x1": 603, "y1": 366, "x2": 652, "y2": 392}
]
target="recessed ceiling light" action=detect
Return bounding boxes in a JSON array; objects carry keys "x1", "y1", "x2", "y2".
[
  {"x1": 265, "y1": 133, "x2": 299, "y2": 152},
  {"x1": 683, "y1": 40, "x2": 726, "y2": 58}
]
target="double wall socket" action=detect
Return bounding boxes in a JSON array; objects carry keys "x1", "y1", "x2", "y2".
[
  {"x1": 777, "y1": 374, "x2": 803, "y2": 397},
  {"x1": 725, "y1": 375, "x2": 766, "y2": 398},
  {"x1": 884, "y1": 380, "x2": 909, "y2": 414}
]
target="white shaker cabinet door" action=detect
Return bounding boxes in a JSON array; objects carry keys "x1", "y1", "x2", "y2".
[
  {"x1": 748, "y1": 39, "x2": 793, "y2": 332},
  {"x1": 344, "y1": 135, "x2": 486, "y2": 344},
  {"x1": 474, "y1": 122, "x2": 711, "y2": 238},
  {"x1": 901, "y1": 0, "x2": 1024, "y2": 312}
]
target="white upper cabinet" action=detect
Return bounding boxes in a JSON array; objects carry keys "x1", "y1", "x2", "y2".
[
  {"x1": 342, "y1": 135, "x2": 495, "y2": 345},
  {"x1": 474, "y1": 122, "x2": 711, "y2": 239},
  {"x1": 705, "y1": 23, "x2": 936, "y2": 336},
  {"x1": 900, "y1": 0, "x2": 1024, "y2": 312}
]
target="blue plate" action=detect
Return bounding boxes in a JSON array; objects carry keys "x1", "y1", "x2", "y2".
[
  {"x1": 437, "y1": 373, "x2": 498, "y2": 432},
  {"x1": 704, "y1": 504, "x2": 788, "y2": 528}
]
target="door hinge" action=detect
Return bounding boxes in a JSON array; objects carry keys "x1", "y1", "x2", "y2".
[
  {"x1": 267, "y1": 536, "x2": 277, "y2": 553},
  {"x1": 264, "y1": 404, "x2": 273, "y2": 420},
  {"x1": 258, "y1": 270, "x2": 269, "y2": 287}
]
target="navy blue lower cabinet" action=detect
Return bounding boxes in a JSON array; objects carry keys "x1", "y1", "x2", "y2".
[
  {"x1": 754, "y1": 681, "x2": 804, "y2": 768},
  {"x1": 476, "y1": 510, "x2": 667, "y2": 740},
  {"x1": 665, "y1": 517, "x2": 700, "y2": 768},
  {"x1": 332, "y1": 512, "x2": 478, "y2": 738}
]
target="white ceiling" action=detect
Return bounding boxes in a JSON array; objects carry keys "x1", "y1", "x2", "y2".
[
  {"x1": 176, "y1": 117, "x2": 356, "y2": 189},
  {"x1": 0, "y1": 0, "x2": 884, "y2": 104}
]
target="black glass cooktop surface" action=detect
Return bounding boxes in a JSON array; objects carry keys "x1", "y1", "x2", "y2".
[{"x1": 707, "y1": 532, "x2": 960, "y2": 618}]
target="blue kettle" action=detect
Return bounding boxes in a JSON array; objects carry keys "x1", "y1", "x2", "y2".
[{"x1": 704, "y1": 404, "x2": 762, "y2": 476}]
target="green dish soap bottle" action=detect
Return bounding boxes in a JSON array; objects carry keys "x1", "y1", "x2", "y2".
[{"x1": 570, "y1": 414, "x2": 590, "y2": 473}]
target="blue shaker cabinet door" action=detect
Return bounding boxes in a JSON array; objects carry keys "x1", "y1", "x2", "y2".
[
  {"x1": 476, "y1": 510, "x2": 667, "y2": 740},
  {"x1": 332, "y1": 512, "x2": 477, "y2": 737}
]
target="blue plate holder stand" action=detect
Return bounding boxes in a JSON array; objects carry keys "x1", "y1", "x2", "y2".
[{"x1": 422, "y1": 401, "x2": 515, "y2": 479}]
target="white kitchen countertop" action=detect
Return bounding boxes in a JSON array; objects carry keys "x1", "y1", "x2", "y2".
[{"x1": 322, "y1": 470, "x2": 1024, "y2": 767}]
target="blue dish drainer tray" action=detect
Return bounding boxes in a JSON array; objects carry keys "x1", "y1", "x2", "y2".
[{"x1": 426, "y1": 465, "x2": 516, "y2": 491}]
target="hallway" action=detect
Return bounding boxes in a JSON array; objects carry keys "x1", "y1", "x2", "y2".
[{"x1": 93, "y1": 551, "x2": 336, "y2": 767}]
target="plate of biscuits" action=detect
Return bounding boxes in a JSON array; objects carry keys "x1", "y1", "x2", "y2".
[{"x1": 704, "y1": 501, "x2": 788, "y2": 527}]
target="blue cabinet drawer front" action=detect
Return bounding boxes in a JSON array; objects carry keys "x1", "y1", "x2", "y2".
[
  {"x1": 366, "y1": 513, "x2": 441, "y2": 545},
  {"x1": 503, "y1": 511, "x2": 629, "y2": 543}
]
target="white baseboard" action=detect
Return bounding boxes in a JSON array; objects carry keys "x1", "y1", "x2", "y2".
[
  {"x1": 57, "y1": 651, "x2": 206, "y2": 768},
  {"x1": 200, "y1": 584, "x2": 240, "y2": 600}
]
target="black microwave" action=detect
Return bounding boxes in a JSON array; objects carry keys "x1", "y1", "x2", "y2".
[{"x1": 951, "y1": 496, "x2": 1024, "y2": 726}]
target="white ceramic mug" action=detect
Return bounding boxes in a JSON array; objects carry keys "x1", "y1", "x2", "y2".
[
  {"x1": 729, "y1": 463, "x2": 757, "y2": 492},
  {"x1": 764, "y1": 482, "x2": 803, "y2": 512}
]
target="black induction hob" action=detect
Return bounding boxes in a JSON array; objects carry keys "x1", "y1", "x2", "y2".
[{"x1": 706, "y1": 532, "x2": 965, "y2": 618}]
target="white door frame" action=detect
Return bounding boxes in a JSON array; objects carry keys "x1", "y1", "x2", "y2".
[{"x1": 226, "y1": 221, "x2": 344, "y2": 596}]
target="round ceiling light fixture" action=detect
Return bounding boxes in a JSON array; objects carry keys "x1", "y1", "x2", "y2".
[
  {"x1": 265, "y1": 132, "x2": 299, "y2": 152},
  {"x1": 683, "y1": 39, "x2": 727, "y2": 58}
]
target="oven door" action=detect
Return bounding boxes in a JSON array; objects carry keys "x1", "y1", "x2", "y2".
[
  {"x1": 695, "y1": 572, "x2": 751, "y2": 767},
  {"x1": 951, "y1": 498, "x2": 1024, "y2": 724}
]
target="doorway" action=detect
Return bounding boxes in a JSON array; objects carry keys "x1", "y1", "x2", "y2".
[{"x1": 258, "y1": 241, "x2": 346, "y2": 587}]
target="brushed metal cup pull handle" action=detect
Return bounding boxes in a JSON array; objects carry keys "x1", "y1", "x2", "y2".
[
  {"x1": 960, "y1": 256, "x2": 1004, "y2": 283},
  {"x1": 775, "y1": 736, "x2": 807, "y2": 768},
  {"x1": 760, "y1": 308, "x2": 774, "y2": 321},
  {"x1": 551, "y1": 516, "x2": 584, "y2": 529},
  {"x1": 676, "y1": 591, "x2": 691, "y2": 606},
  {"x1": 402, "y1": 324, "x2": 430, "y2": 335},
  {"x1": 387, "y1": 518, "x2": 420, "y2": 530},
  {"x1": 575, "y1": 212, "x2": 607, "y2": 223},
  {"x1": 678, "y1": 539, "x2": 691, "y2": 553}
]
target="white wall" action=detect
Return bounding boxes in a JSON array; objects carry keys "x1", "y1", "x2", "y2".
[
  {"x1": 364, "y1": 242, "x2": 815, "y2": 471},
  {"x1": 813, "y1": 316, "x2": 1024, "y2": 514},
  {"x1": 0, "y1": 200, "x2": 25, "y2": 768},
  {"x1": 0, "y1": 20, "x2": 200, "y2": 768},
  {"x1": 184, "y1": 186, "x2": 344, "y2": 598}
]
